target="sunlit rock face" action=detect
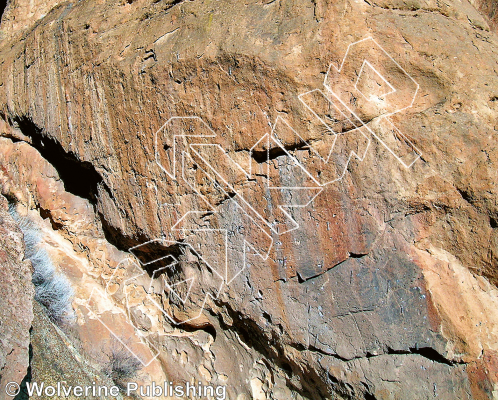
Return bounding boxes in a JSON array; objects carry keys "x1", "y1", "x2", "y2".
[
  {"x1": 0, "y1": 196, "x2": 34, "y2": 394},
  {"x1": 1, "y1": 0, "x2": 498, "y2": 398}
]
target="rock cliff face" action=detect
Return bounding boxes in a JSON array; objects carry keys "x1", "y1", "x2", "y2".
[
  {"x1": 1, "y1": 0, "x2": 498, "y2": 399},
  {"x1": 471, "y1": 0, "x2": 498, "y2": 30},
  {"x1": 0, "y1": 196, "x2": 34, "y2": 400}
]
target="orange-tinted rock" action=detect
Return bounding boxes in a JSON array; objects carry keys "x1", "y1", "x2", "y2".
[{"x1": 1, "y1": 0, "x2": 498, "y2": 398}]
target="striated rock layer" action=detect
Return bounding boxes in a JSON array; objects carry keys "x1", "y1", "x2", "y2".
[{"x1": 1, "y1": 0, "x2": 498, "y2": 399}]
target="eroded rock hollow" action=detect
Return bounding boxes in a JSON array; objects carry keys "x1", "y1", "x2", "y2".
[{"x1": 1, "y1": 0, "x2": 498, "y2": 399}]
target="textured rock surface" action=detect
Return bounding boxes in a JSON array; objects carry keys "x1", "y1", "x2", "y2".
[
  {"x1": 1, "y1": 0, "x2": 498, "y2": 399},
  {"x1": 30, "y1": 302, "x2": 120, "y2": 400},
  {"x1": 0, "y1": 195, "x2": 34, "y2": 400},
  {"x1": 471, "y1": 0, "x2": 498, "y2": 30}
]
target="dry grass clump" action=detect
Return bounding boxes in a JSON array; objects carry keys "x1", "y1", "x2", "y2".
[{"x1": 9, "y1": 204, "x2": 75, "y2": 326}]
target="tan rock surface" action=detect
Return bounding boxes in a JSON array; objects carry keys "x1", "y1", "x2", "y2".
[
  {"x1": 0, "y1": 195, "x2": 34, "y2": 400},
  {"x1": 1, "y1": 0, "x2": 498, "y2": 398},
  {"x1": 30, "y1": 302, "x2": 120, "y2": 400}
]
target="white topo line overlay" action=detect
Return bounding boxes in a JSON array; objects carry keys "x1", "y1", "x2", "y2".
[{"x1": 85, "y1": 37, "x2": 421, "y2": 366}]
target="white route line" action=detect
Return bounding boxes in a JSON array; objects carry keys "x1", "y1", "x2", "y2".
[
  {"x1": 354, "y1": 60, "x2": 397, "y2": 102},
  {"x1": 324, "y1": 37, "x2": 421, "y2": 168},
  {"x1": 86, "y1": 37, "x2": 422, "y2": 366}
]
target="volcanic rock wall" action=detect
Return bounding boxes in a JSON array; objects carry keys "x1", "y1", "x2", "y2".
[
  {"x1": 0, "y1": 196, "x2": 33, "y2": 398},
  {"x1": 1, "y1": 0, "x2": 498, "y2": 399}
]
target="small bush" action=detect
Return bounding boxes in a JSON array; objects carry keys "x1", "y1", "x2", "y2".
[
  {"x1": 101, "y1": 337, "x2": 142, "y2": 388},
  {"x1": 35, "y1": 270, "x2": 75, "y2": 326},
  {"x1": 8, "y1": 204, "x2": 75, "y2": 326}
]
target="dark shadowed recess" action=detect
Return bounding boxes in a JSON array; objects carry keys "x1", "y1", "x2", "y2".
[
  {"x1": 11, "y1": 116, "x2": 188, "y2": 271},
  {"x1": 126, "y1": 236, "x2": 188, "y2": 277},
  {"x1": 214, "y1": 300, "x2": 336, "y2": 400},
  {"x1": 0, "y1": 0, "x2": 8, "y2": 23},
  {"x1": 249, "y1": 141, "x2": 310, "y2": 164},
  {"x1": 13, "y1": 341, "x2": 32, "y2": 400},
  {"x1": 13, "y1": 116, "x2": 103, "y2": 204},
  {"x1": 9, "y1": 119, "x2": 124, "y2": 243},
  {"x1": 97, "y1": 211, "x2": 191, "y2": 278}
]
